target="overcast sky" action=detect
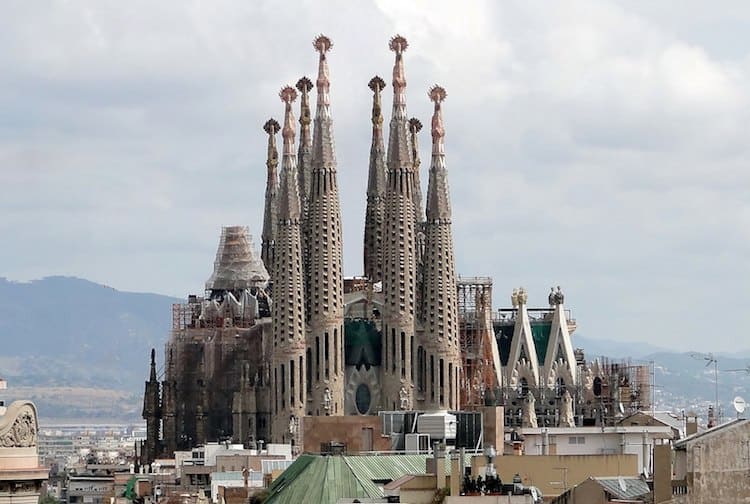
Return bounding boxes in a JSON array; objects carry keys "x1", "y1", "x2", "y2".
[{"x1": 1, "y1": 1, "x2": 748, "y2": 353}]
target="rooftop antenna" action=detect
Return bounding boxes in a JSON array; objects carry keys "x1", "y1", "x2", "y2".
[
  {"x1": 690, "y1": 352, "x2": 719, "y2": 424},
  {"x1": 723, "y1": 364, "x2": 750, "y2": 375}
]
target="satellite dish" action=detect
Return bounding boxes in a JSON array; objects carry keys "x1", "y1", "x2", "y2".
[{"x1": 733, "y1": 396, "x2": 746, "y2": 415}]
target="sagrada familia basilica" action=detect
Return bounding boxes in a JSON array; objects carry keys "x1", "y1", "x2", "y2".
[{"x1": 142, "y1": 35, "x2": 651, "y2": 462}]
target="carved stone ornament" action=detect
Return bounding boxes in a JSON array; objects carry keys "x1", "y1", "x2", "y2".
[{"x1": 0, "y1": 401, "x2": 38, "y2": 448}]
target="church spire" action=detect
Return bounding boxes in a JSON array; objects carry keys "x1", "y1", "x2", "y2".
[
  {"x1": 408, "y1": 117, "x2": 425, "y2": 224},
  {"x1": 278, "y1": 88, "x2": 301, "y2": 221},
  {"x1": 421, "y1": 85, "x2": 460, "y2": 410},
  {"x1": 271, "y1": 85, "x2": 306, "y2": 442},
  {"x1": 364, "y1": 76, "x2": 387, "y2": 282},
  {"x1": 391, "y1": 35, "x2": 408, "y2": 119},
  {"x1": 426, "y1": 86, "x2": 451, "y2": 221},
  {"x1": 381, "y1": 35, "x2": 417, "y2": 410},
  {"x1": 142, "y1": 348, "x2": 161, "y2": 464},
  {"x1": 149, "y1": 348, "x2": 157, "y2": 381},
  {"x1": 296, "y1": 77, "x2": 314, "y2": 206},
  {"x1": 307, "y1": 34, "x2": 345, "y2": 417},
  {"x1": 261, "y1": 118, "x2": 280, "y2": 274},
  {"x1": 314, "y1": 35, "x2": 332, "y2": 118},
  {"x1": 386, "y1": 35, "x2": 412, "y2": 170}
]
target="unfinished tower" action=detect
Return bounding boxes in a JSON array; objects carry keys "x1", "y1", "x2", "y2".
[
  {"x1": 363, "y1": 76, "x2": 387, "y2": 284},
  {"x1": 420, "y1": 86, "x2": 461, "y2": 410},
  {"x1": 261, "y1": 119, "x2": 280, "y2": 278},
  {"x1": 381, "y1": 35, "x2": 417, "y2": 410},
  {"x1": 305, "y1": 35, "x2": 345, "y2": 416},
  {"x1": 271, "y1": 86, "x2": 307, "y2": 442}
]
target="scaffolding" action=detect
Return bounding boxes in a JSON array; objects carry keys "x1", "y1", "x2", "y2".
[{"x1": 458, "y1": 277, "x2": 502, "y2": 408}]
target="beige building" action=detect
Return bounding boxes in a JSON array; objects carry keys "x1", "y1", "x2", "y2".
[
  {"x1": 0, "y1": 401, "x2": 48, "y2": 504},
  {"x1": 515, "y1": 424, "x2": 673, "y2": 472},
  {"x1": 668, "y1": 418, "x2": 750, "y2": 504}
]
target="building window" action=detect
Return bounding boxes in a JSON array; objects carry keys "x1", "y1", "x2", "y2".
[
  {"x1": 316, "y1": 337, "x2": 320, "y2": 382},
  {"x1": 306, "y1": 348, "x2": 312, "y2": 392},
  {"x1": 290, "y1": 359, "x2": 295, "y2": 406},
  {"x1": 401, "y1": 332, "x2": 406, "y2": 379},
  {"x1": 325, "y1": 332, "x2": 330, "y2": 380},
  {"x1": 439, "y1": 358, "x2": 445, "y2": 406},
  {"x1": 430, "y1": 355, "x2": 435, "y2": 401}
]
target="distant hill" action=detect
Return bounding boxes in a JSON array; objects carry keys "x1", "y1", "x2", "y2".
[
  {"x1": 571, "y1": 334, "x2": 750, "y2": 419},
  {"x1": 572, "y1": 334, "x2": 669, "y2": 360},
  {"x1": 0, "y1": 276, "x2": 180, "y2": 422},
  {"x1": 0, "y1": 276, "x2": 747, "y2": 422}
]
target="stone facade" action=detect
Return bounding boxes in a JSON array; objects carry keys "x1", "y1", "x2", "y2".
[
  {"x1": 0, "y1": 401, "x2": 48, "y2": 504},
  {"x1": 671, "y1": 418, "x2": 750, "y2": 504}
]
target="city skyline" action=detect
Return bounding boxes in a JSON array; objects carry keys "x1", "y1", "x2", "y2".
[{"x1": 1, "y1": 0, "x2": 749, "y2": 353}]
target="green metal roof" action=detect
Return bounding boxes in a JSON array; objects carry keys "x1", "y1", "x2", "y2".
[
  {"x1": 342, "y1": 455, "x2": 428, "y2": 496},
  {"x1": 265, "y1": 455, "x2": 369, "y2": 504},
  {"x1": 265, "y1": 454, "x2": 437, "y2": 504}
]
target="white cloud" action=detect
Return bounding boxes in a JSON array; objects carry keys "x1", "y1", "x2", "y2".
[{"x1": 0, "y1": 0, "x2": 748, "y2": 352}]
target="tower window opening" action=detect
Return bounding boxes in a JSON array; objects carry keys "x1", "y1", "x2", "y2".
[{"x1": 324, "y1": 332, "x2": 330, "y2": 380}]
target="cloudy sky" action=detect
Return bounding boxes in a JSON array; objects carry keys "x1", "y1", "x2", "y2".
[{"x1": 1, "y1": 1, "x2": 748, "y2": 352}]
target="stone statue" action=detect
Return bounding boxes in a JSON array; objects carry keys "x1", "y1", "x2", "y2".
[
  {"x1": 288, "y1": 415, "x2": 297, "y2": 435},
  {"x1": 399, "y1": 386, "x2": 410, "y2": 410},
  {"x1": 548, "y1": 287, "x2": 556, "y2": 307},
  {"x1": 323, "y1": 387, "x2": 332, "y2": 412},
  {"x1": 555, "y1": 286, "x2": 564, "y2": 305},
  {"x1": 522, "y1": 392, "x2": 537, "y2": 428},
  {"x1": 518, "y1": 287, "x2": 528, "y2": 305},
  {"x1": 559, "y1": 390, "x2": 575, "y2": 427},
  {"x1": 511, "y1": 288, "x2": 519, "y2": 308}
]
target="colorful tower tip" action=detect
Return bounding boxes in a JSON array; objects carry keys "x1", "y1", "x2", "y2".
[
  {"x1": 389, "y1": 35, "x2": 408, "y2": 53},
  {"x1": 429, "y1": 85, "x2": 447, "y2": 104},
  {"x1": 368, "y1": 76, "x2": 386, "y2": 92},
  {"x1": 279, "y1": 85, "x2": 298, "y2": 104},
  {"x1": 296, "y1": 76, "x2": 314, "y2": 92},
  {"x1": 263, "y1": 118, "x2": 281, "y2": 135},
  {"x1": 313, "y1": 34, "x2": 333, "y2": 54},
  {"x1": 408, "y1": 117, "x2": 423, "y2": 132}
]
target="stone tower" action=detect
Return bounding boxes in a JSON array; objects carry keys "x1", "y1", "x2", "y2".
[
  {"x1": 271, "y1": 86, "x2": 307, "y2": 442},
  {"x1": 296, "y1": 76, "x2": 314, "y2": 310},
  {"x1": 363, "y1": 76, "x2": 387, "y2": 284},
  {"x1": 409, "y1": 117, "x2": 426, "y2": 323},
  {"x1": 305, "y1": 35, "x2": 345, "y2": 416},
  {"x1": 141, "y1": 348, "x2": 160, "y2": 464},
  {"x1": 261, "y1": 118, "x2": 280, "y2": 278},
  {"x1": 420, "y1": 86, "x2": 461, "y2": 410},
  {"x1": 296, "y1": 76, "x2": 314, "y2": 209},
  {"x1": 381, "y1": 35, "x2": 417, "y2": 410},
  {"x1": 408, "y1": 117, "x2": 425, "y2": 226}
]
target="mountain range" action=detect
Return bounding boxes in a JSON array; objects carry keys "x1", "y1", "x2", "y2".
[{"x1": 0, "y1": 276, "x2": 747, "y2": 423}]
